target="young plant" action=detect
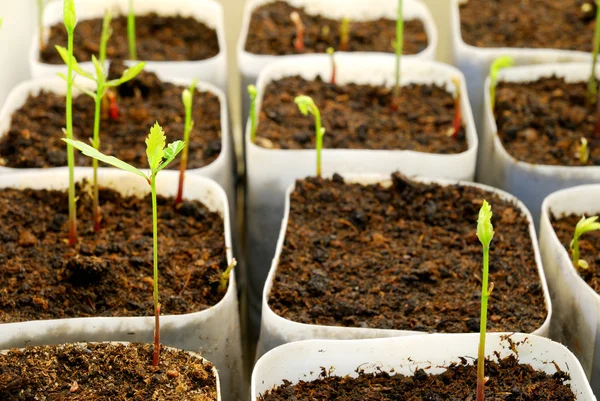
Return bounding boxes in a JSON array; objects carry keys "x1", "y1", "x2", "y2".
[
  {"x1": 218, "y1": 258, "x2": 238, "y2": 294},
  {"x1": 290, "y1": 11, "x2": 304, "y2": 52},
  {"x1": 393, "y1": 0, "x2": 403, "y2": 99},
  {"x1": 327, "y1": 47, "x2": 336, "y2": 84},
  {"x1": 294, "y1": 95, "x2": 326, "y2": 177},
  {"x1": 588, "y1": 0, "x2": 600, "y2": 105},
  {"x1": 37, "y1": 0, "x2": 45, "y2": 50},
  {"x1": 248, "y1": 84, "x2": 258, "y2": 143},
  {"x1": 578, "y1": 137, "x2": 590, "y2": 164},
  {"x1": 476, "y1": 200, "x2": 495, "y2": 401},
  {"x1": 339, "y1": 17, "x2": 350, "y2": 51},
  {"x1": 175, "y1": 79, "x2": 198, "y2": 207},
  {"x1": 127, "y1": 0, "x2": 137, "y2": 60},
  {"x1": 64, "y1": 122, "x2": 185, "y2": 366},
  {"x1": 489, "y1": 56, "x2": 515, "y2": 111},
  {"x1": 570, "y1": 215, "x2": 600, "y2": 270},
  {"x1": 451, "y1": 77, "x2": 462, "y2": 139}
]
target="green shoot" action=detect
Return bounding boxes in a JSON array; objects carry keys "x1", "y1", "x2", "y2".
[
  {"x1": 37, "y1": 0, "x2": 45, "y2": 50},
  {"x1": 578, "y1": 137, "x2": 590, "y2": 164},
  {"x1": 127, "y1": 0, "x2": 137, "y2": 60},
  {"x1": 290, "y1": 11, "x2": 304, "y2": 52},
  {"x1": 588, "y1": 0, "x2": 600, "y2": 105},
  {"x1": 218, "y1": 258, "x2": 237, "y2": 293},
  {"x1": 294, "y1": 95, "x2": 325, "y2": 177},
  {"x1": 64, "y1": 122, "x2": 185, "y2": 366},
  {"x1": 570, "y1": 215, "x2": 600, "y2": 270},
  {"x1": 175, "y1": 79, "x2": 198, "y2": 207},
  {"x1": 476, "y1": 200, "x2": 495, "y2": 401},
  {"x1": 393, "y1": 0, "x2": 403, "y2": 99},
  {"x1": 339, "y1": 17, "x2": 349, "y2": 51},
  {"x1": 489, "y1": 56, "x2": 515, "y2": 111},
  {"x1": 248, "y1": 85, "x2": 258, "y2": 143},
  {"x1": 327, "y1": 47, "x2": 336, "y2": 84},
  {"x1": 99, "y1": 8, "x2": 113, "y2": 66}
]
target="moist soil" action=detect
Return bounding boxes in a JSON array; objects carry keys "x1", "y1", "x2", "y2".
[
  {"x1": 0, "y1": 64, "x2": 221, "y2": 169},
  {"x1": 245, "y1": 0, "x2": 428, "y2": 55},
  {"x1": 495, "y1": 76, "x2": 600, "y2": 166},
  {"x1": 258, "y1": 354, "x2": 575, "y2": 401},
  {"x1": 460, "y1": 0, "x2": 595, "y2": 50},
  {"x1": 0, "y1": 343, "x2": 218, "y2": 400},
  {"x1": 268, "y1": 174, "x2": 547, "y2": 333},
  {"x1": 256, "y1": 76, "x2": 468, "y2": 153},
  {"x1": 0, "y1": 183, "x2": 228, "y2": 323},
  {"x1": 41, "y1": 13, "x2": 219, "y2": 64},
  {"x1": 551, "y1": 213, "x2": 600, "y2": 294}
]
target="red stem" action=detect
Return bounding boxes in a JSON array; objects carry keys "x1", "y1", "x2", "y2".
[
  {"x1": 291, "y1": 12, "x2": 304, "y2": 51},
  {"x1": 331, "y1": 62, "x2": 336, "y2": 85},
  {"x1": 174, "y1": 163, "x2": 186, "y2": 207},
  {"x1": 452, "y1": 98, "x2": 462, "y2": 139},
  {"x1": 68, "y1": 217, "x2": 77, "y2": 247},
  {"x1": 108, "y1": 91, "x2": 119, "y2": 121},
  {"x1": 152, "y1": 303, "x2": 161, "y2": 366}
]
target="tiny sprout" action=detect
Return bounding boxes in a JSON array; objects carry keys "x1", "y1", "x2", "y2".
[
  {"x1": 248, "y1": 85, "x2": 258, "y2": 143},
  {"x1": 489, "y1": 56, "x2": 515, "y2": 111},
  {"x1": 393, "y1": 0, "x2": 403, "y2": 99},
  {"x1": 570, "y1": 215, "x2": 600, "y2": 270},
  {"x1": 476, "y1": 200, "x2": 495, "y2": 401},
  {"x1": 588, "y1": 1, "x2": 600, "y2": 105},
  {"x1": 175, "y1": 79, "x2": 198, "y2": 208},
  {"x1": 451, "y1": 77, "x2": 462, "y2": 139},
  {"x1": 578, "y1": 137, "x2": 590, "y2": 164},
  {"x1": 127, "y1": 0, "x2": 137, "y2": 60},
  {"x1": 290, "y1": 11, "x2": 304, "y2": 52},
  {"x1": 327, "y1": 47, "x2": 336, "y2": 84},
  {"x1": 64, "y1": 122, "x2": 185, "y2": 367},
  {"x1": 295, "y1": 95, "x2": 325, "y2": 177},
  {"x1": 339, "y1": 17, "x2": 350, "y2": 51},
  {"x1": 218, "y1": 258, "x2": 237, "y2": 293}
]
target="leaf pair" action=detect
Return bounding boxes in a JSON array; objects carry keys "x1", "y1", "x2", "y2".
[{"x1": 570, "y1": 215, "x2": 600, "y2": 269}]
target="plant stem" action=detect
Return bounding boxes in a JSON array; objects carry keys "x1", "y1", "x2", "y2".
[
  {"x1": 66, "y1": 25, "x2": 77, "y2": 247},
  {"x1": 92, "y1": 91, "x2": 103, "y2": 231},
  {"x1": 394, "y1": 0, "x2": 403, "y2": 99},
  {"x1": 315, "y1": 111, "x2": 323, "y2": 177},
  {"x1": 452, "y1": 78, "x2": 462, "y2": 139},
  {"x1": 589, "y1": 1, "x2": 600, "y2": 105},
  {"x1": 175, "y1": 82, "x2": 196, "y2": 207},
  {"x1": 38, "y1": 0, "x2": 45, "y2": 50},
  {"x1": 476, "y1": 244, "x2": 490, "y2": 401},
  {"x1": 151, "y1": 172, "x2": 160, "y2": 366},
  {"x1": 218, "y1": 258, "x2": 237, "y2": 293},
  {"x1": 127, "y1": 0, "x2": 137, "y2": 60},
  {"x1": 572, "y1": 237, "x2": 580, "y2": 268},
  {"x1": 248, "y1": 85, "x2": 258, "y2": 143}
]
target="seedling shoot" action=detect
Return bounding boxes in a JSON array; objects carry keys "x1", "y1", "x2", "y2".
[
  {"x1": 127, "y1": 0, "x2": 137, "y2": 60},
  {"x1": 476, "y1": 200, "x2": 495, "y2": 401},
  {"x1": 451, "y1": 77, "x2": 462, "y2": 139},
  {"x1": 294, "y1": 95, "x2": 326, "y2": 177},
  {"x1": 393, "y1": 0, "x2": 403, "y2": 99},
  {"x1": 248, "y1": 84, "x2": 258, "y2": 143},
  {"x1": 588, "y1": 0, "x2": 600, "y2": 105},
  {"x1": 339, "y1": 17, "x2": 350, "y2": 51},
  {"x1": 64, "y1": 122, "x2": 185, "y2": 366},
  {"x1": 578, "y1": 137, "x2": 590, "y2": 164},
  {"x1": 290, "y1": 11, "x2": 304, "y2": 52},
  {"x1": 489, "y1": 56, "x2": 515, "y2": 111},
  {"x1": 570, "y1": 215, "x2": 600, "y2": 270},
  {"x1": 327, "y1": 47, "x2": 336, "y2": 84},
  {"x1": 175, "y1": 79, "x2": 198, "y2": 207},
  {"x1": 218, "y1": 258, "x2": 237, "y2": 293}
]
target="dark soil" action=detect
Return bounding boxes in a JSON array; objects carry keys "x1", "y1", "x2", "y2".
[
  {"x1": 41, "y1": 13, "x2": 219, "y2": 64},
  {"x1": 268, "y1": 174, "x2": 547, "y2": 333},
  {"x1": 0, "y1": 342, "x2": 218, "y2": 400},
  {"x1": 0, "y1": 64, "x2": 221, "y2": 169},
  {"x1": 495, "y1": 76, "x2": 600, "y2": 166},
  {"x1": 245, "y1": 1, "x2": 428, "y2": 55},
  {"x1": 0, "y1": 183, "x2": 228, "y2": 323},
  {"x1": 551, "y1": 213, "x2": 600, "y2": 294},
  {"x1": 258, "y1": 354, "x2": 575, "y2": 401},
  {"x1": 460, "y1": 0, "x2": 595, "y2": 51},
  {"x1": 256, "y1": 76, "x2": 467, "y2": 153}
]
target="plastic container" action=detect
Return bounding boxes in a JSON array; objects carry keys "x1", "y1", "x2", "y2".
[
  {"x1": 30, "y1": 0, "x2": 227, "y2": 91},
  {"x1": 478, "y1": 62, "x2": 600, "y2": 225},
  {"x1": 252, "y1": 334, "x2": 595, "y2": 401},
  {"x1": 540, "y1": 184, "x2": 600, "y2": 393},
  {"x1": 256, "y1": 173, "x2": 551, "y2": 358},
  {"x1": 0, "y1": 170, "x2": 243, "y2": 401}
]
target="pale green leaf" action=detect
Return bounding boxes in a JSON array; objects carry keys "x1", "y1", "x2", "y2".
[
  {"x1": 477, "y1": 200, "x2": 495, "y2": 247},
  {"x1": 91, "y1": 55, "x2": 104, "y2": 82},
  {"x1": 63, "y1": 0, "x2": 77, "y2": 32},
  {"x1": 490, "y1": 56, "x2": 515, "y2": 82},
  {"x1": 247, "y1": 84, "x2": 257, "y2": 100},
  {"x1": 575, "y1": 215, "x2": 600, "y2": 237},
  {"x1": 295, "y1": 95, "x2": 316, "y2": 116},
  {"x1": 145, "y1": 122, "x2": 166, "y2": 171},
  {"x1": 55, "y1": 45, "x2": 93, "y2": 79},
  {"x1": 157, "y1": 140, "x2": 185, "y2": 172},
  {"x1": 106, "y1": 62, "x2": 146, "y2": 87}
]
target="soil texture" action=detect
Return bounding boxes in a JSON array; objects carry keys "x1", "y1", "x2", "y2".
[
  {"x1": 0, "y1": 64, "x2": 222, "y2": 169},
  {"x1": 268, "y1": 174, "x2": 547, "y2": 333},
  {"x1": 41, "y1": 13, "x2": 219, "y2": 63},
  {"x1": 495, "y1": 76, "x2": 600, "y2": 166},
  {"x1": 256, "y1": 76, "x2": 467, "y2": 153},
  {"x1": 0, "y1": 342, "x2": 218, "y2": 400},
  {"x1": 245, "y1": 1, "x2": 428, "y2": 55},
  {"x1": 0, "y1": 183, "x2": 228, "y2": 323},
  {"x1": 460, "y1": 0, "x2": 595, "y2": 51}
]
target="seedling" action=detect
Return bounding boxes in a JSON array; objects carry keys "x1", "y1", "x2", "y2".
[
  {"x1": 588, "y1": 1, "x2": 600, "y2": 105},
  {"x1": 451, "y1": 77, "x2": 462, "y2": 139},
  {"x1": 218, "y1": 258, "x2": 237, "y2": 293},
  {"x1": 64, "y1": 122, "x2": 185, "y2": 366},
  {"x1": 489, "y1": 56, "x2": 515, "y2": 111},
  {"x1": 327, "y1": 47, "x2": 336, "y2": 84},
  {"x1": 290, "y1": 11, "x2": 304, "y2": 52},
  {"x1": 570, "y1": 215, "x2": 600, "y2": 270},
  {"x1": 175, "y1": 79, "x2": 198, "y2": 208},
  {"x1": 294, "y1": 95, "x2": 326, "y2": 177},
  {"x1": 476, "y1": 200, "x2": 495, "y2": 401},
  {"x1": 248, "y1": 85, "x2": 258, "y2": 143},
  {"x1": 127, "y1": 0, "x2": 137, "y2": 60},
  {"x1": 37, "y1": 0, "x2": 45, "y2": 50},
  {"x1": 393, "y1": 0, "x2": 403, "y2": 99},
  {"x1": 578, "y1": 137, "x2": 590, "y2": 164},
  {"x1": 339, "y1": 17, "x2": 350, "y2": 51}
]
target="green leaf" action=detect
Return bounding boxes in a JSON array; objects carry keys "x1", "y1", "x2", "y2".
[
  {"x1": 490, "y1": 56, "x2": 515, "y2": 83},
  {"x1": 91, "y1": 55, "x2": 105, "y2": 82},
  {"x1": 55, "y1": 45, "x2": 94, "y2": 79},
  {"x1": 248, "y1": 84, "x2": 257, "y2": 99},
  {"x1": 295, "y1": 95, "x2": 316, "y2": 116},
  {"x1": 575, "y1": 215, "x2": 600, "y2": 238},
  {"x1": 157, "y1": 140, "x2": 185, "y2": 172},
  {"x1": 146, "y1": 122, "x2": 166, "y2": 172},
  {"x1": 477, "y1": 200, "x2": 495, "y2": 247},
  {"x1": 182, "y1": 88, "x2": 193, "y2": 110},
  {"x1": 63, "y1": 0, "x2": 77, "y2": 32},
  {"x1": 106, "y1": 62, "x2": 146, "y2": 87},
  {"x1": 62, "y1": 138, "x2": 147, "y2": 180}
]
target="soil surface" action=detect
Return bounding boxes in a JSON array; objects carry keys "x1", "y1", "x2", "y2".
[
  {"x1": 0, "y1": 183, "x2": 228, "y2": 323},
  {"x1": 551, "y1": 213, "x2": 600, "y2": 294},
  {"x1": 0, "y1": 64, "x2": 222, "y2": 169},
  {"x1": 258, "y1": 354, "x2": 575, "y2": 400},
  {"x1": 0, "y1": 343, "x2": 218, "y2": 400},
  {"x1": 495, "y1": 76, "x2": 600, "y2": 166},
  {"x1": 41, "y1": 13, "x2": 219, "y2": 64},
  {"x1": 245, "y1": 1, "x2": 428, "y2": 55},
  {"x1": 268, "y1": 174, "x2": 546, "y2": 333},
  {"x1": 460, "y1": 0, "x2": 595, "y2": 50},
  {"x1": 256, "y1": 76, "x2": 467, "y2": 153}
]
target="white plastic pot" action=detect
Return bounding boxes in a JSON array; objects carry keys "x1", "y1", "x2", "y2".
[
  {"x1": 540, "y1": 184, "x2": 600, "y2": 393},
  {"x1": 0, "y1": 170, "x2": 243, "y2": 401},
  {"x1": 1, "y1": 342, "x2": 222, "y2": 401},
  {"x1": 478, "y1": 62, "x2": 600, "y2": 226},
  {"x1": 30, "y1": 0, "x2": 227, "y2": 91},
  {"x1": 252, "y1": 334, "x2": 596, "y2": 400},
  {"x1": 256, "y1": 173, "x2": 551, "y2": 358},
  {"x1": 237, "y1": 0, "x2": 438, "y2": 121},
  {"x1": 245, "y1": 55, "x2": 478, "y2": 338}
]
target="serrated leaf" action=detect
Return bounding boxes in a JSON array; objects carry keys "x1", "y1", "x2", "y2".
[
  {"x1": 146, "y1": 122, "x2": 166, "y2": 171},
  {"x1": 157, "y1": 140, "x2": 185, "y2": 172},
  {"x1": 55, "y1": 46, "x2": 94, "y2": 79},
  {"x1": 477, "y1": 200, "x2": 495, "y2": 247}
]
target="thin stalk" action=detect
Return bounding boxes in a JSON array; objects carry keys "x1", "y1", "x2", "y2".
[
  {"x1": 476, "y1": 244, "x2": 490, "y2": 401},
  {"x1": 127, "y1": 0, "x2": 137, "y2": 60},
  {"x1": 248, "y1": 85, "x2": 258, "y2": 143},
  {"x1": 327, "y1": 47, "x2": 336, "y2": 84},
  {"x1": 452, "y1": 77, "x2": 462, "y2": 139},
  {"x1": 572, "y1": 235, "x2": 581, "y2": 268},
  {"x1": 99, "y1": 9, "x2": 111, "y2": 66},
  {"x1": 589, "y1": 0, "x2": 600, "y2": 106},
  {"x1": 218, "y1": 259, "x2": 237, "y2": 293},
  {"x1": 315, "y1": 111, "x2": 323, "y2": 177},
  {"x1": 37, "y1": 0, "x2": 45, "y2": 50},
  {"x1": 339, "y1": 18, "x2": 349, "y2": 51},
  {"x1": 66, "y1": 25, "x2": 77, "y2": 247},
  {"x1": 92, "y1": 91, "x2": 103, "y2": 231},
  {"x1": 394, "y1": 0, "x2": 403, "y2": 98},
  {"x1": 151, "y1": 172, "x2": 161, "y2": 366},
  {"x1": 175, "y1": 81, "x2": 197, "y2": 207}
]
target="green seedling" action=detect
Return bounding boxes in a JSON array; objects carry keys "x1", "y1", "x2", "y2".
[
  {"x1": 339, "y1": 17, "x2": 349, "y2": 51},
  {"x1": 295, "y1": 95, "x2": 325, "y2": 177},
  {"x1": 393, "y1": 0, "x2": 403, "y2": 99},
  {"x1": 56, "y1": 9, "x2": 146, "y2": 232},
  {"x1": 489, "y1": 56, "x2": 515, "y2": 111},
  {"x1": 476, "y1": 200, "x2": 495, "y2": 401},
  {"x1": 175, "y1": 79, "x2": 198, "y2": 207},
  {"x1": 248, "y1": 85, "x2": 258, "y2": 143},
  {"x1": 290, "y1": 11, "x2": 304, "y2": 52},
  {"x1": 327, "y1": 47, "x2": 336, "y2": 84},
  {"x1": 218, "y1": 258, "x2": 237, "y2": 293},
  {"x1": 570, "y1": 215, "x2": 600, "y2": 270},
  {"x1": 451, "y1": 77, "x2": 462, "y2": 139},
  {"x1": 578, "y1": 137, "x2": 590, "y2": 164},
  {"x1": 588, "y1": 1, "x2": 600, "y2": 105},
  {"x1": 37, "y1": 0, "x2": 45, "y2": 50},
  {"x1": 64, "y1": 122, "x2": 185, "y2": 366},
  {"x1": 127, "y1": 0, "x2": 137, "y2": 60}
]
